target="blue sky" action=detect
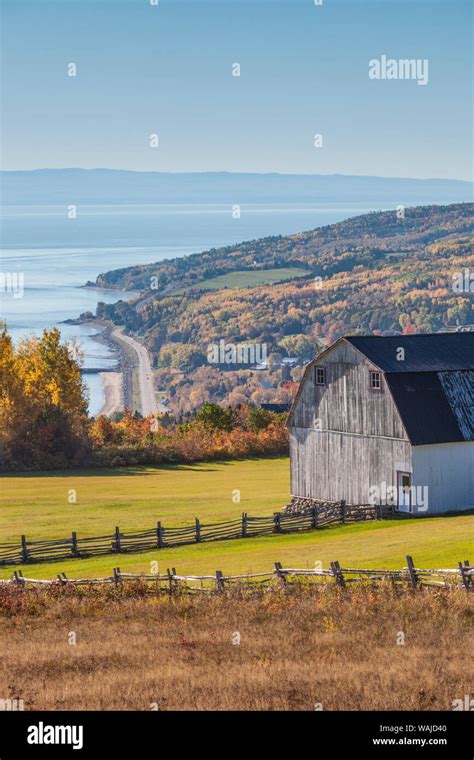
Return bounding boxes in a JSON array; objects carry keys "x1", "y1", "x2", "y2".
[{"x1": 1, "y1": 0, "x2": 472, "y2": 178}]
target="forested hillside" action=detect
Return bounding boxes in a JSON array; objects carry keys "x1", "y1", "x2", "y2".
[{"x1": 92, "y1": 203, "x2": 473, "y2": 412}]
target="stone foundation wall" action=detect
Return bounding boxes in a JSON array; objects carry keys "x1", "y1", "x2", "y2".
[{"x1": 282, "y1": 496, "x2": 339, "y2": 516}]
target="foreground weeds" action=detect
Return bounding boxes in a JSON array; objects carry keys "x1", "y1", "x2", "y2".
[{"x1": 0, "y1": 583, "x2": 472, "y2": 711}]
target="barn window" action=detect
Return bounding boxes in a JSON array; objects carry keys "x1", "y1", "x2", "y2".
[
  {"x1": 370, "y1": 370, "x2": 382, "y2": 390},
  {"x1": 315, "y1": 367, "x2": 326, "y2": 386}
]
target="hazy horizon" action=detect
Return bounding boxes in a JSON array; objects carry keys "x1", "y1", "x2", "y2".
[{"x1": 2, "y1": 168, "x2": 474, "y2": 183}]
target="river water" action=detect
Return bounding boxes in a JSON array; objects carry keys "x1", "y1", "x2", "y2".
[{"x1": 0, "y1": 202, "x2": 382, "y2": 415}]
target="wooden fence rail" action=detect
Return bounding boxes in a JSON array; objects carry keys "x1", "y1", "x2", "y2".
[
  {"x1": 0, "y1": 501, "x2": 393, "y2": 568},
  {"x1": 0, "y1": 556, "x2": 471, "y2": 593}
]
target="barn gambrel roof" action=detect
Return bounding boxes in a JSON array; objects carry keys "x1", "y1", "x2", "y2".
[
  {"x1": 386, "y1": 370, "x2": 474, "y2": 444},
  {"x1": 288, "y1": 333, "x2": 474, "y2": 445},
  {"x1": 345, "y1": 333, "x2": 474, "y2": 372}
]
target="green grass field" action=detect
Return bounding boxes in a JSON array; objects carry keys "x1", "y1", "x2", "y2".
[
  {"x1": 172, "y1": 268, "x2": 308, "y2": 294},
  {"x1": 0, "y1": 458, "x2": 288, "y2": 541},
  {"x1": 1, "y1": 457, "x2": 473, "y2": 580}
]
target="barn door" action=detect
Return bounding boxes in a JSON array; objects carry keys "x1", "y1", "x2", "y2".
[{"x1": 397, "y1": 471, "x2": 412, "y2": 513}]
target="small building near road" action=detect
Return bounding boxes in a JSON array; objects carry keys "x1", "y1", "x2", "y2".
[{"x1": 287, "y1": 333, "x2": 474, "y2": 514}]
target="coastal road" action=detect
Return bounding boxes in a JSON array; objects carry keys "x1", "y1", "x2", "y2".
[{"x1": 112, "y1": 328, "x2": 164, "y2": 417}]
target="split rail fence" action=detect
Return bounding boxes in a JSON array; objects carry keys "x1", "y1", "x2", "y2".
[
  {"x1": 1, "y1": 556, "x2": 472, "y2": 593},
  {"x1": 0, "y1": 501, "x2": 389, "y2": 568}
]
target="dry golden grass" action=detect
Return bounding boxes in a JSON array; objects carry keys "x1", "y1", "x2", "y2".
[{"x1": 0, "y1": 583, "x2": 472, "y2": 711}]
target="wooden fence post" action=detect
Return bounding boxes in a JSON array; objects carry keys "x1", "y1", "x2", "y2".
[
  {"x1": 156, "y1": 521, "x2": 164, "y2": 549},
  {"x1": 242, "y1": 512, "x2": 248, "y2": 538},
  {"x1": 406, "y1": 555, "x2": 418, "y2": 588},
  {"x1": 330, "y1": 560, "x2": 346, "y2": 588},
  {"x1": 274, "y1": 513, "x2": 281, "y2": 533},
  {"x1": 114, "y1": 527, "x2": 121, "y2": 553},
  {"x1": 311, "y1": 506, "x2": 317, "y2": 529},
  {"x1": 274, "y1": 562, "x2": 286, "y2": 585},
  {"x1": 195, "y1": 518, "x2": 201, "y2": 543},
  {"x1": 21, "y1": 535, "x2": 28, "y2": 564},
  {"x1": 215, "y1": 570, "x2": 225, "y2": 592},
  {"x1": 458, "y1": 560, "x2": 471, "y2": 591},
  {"x1": 464, "y1": 560, "x2": 472, "y2": 589},
  {"x1": 71, "y1": 532, "x2": 79, "y2": 558},
  {"x1": 340, "y1": 500, "x2": 346, "y2": 524},
  {"x1": 14, "y1": 570, "x2": 25, "y2": 586},
  {"x1": 113, "y1": 567, "x2": 121, "y2": 585},
  {"x1": 166, "y1": 568, "x2": 173, "y2": 596}
]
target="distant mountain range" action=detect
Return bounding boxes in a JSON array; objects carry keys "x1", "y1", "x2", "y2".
[{"x1": 1, "y1": 169, "x2": 472, "y2": 205}]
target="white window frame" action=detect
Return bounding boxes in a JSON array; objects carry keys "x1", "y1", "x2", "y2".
[{"x1": 370, "y1": 370, "x2": 382, "y2": 391}]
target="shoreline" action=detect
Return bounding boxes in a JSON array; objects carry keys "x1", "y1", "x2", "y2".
[
  {"x1": 99, "y1": 371, "x2": 123, "y2": 416},
  {"x1": 80, "y1": 318, "x2": 164, "y2": 417},
  {"x1": 88, "y1": 321, "x2": 132, "y2": 415}
]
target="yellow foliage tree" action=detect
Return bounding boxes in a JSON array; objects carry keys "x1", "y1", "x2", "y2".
[{"x1": 0, "y1": 323, "x2": 90, "y2": 469}]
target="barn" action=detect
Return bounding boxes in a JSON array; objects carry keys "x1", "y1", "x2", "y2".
[{"x1": 287, "y1": 333, "x2": 474, "y2": 514}]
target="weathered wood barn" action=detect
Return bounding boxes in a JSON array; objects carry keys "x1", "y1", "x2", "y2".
[{"x1": 287, "y1": 333, "x2": 474, "y2": 514}]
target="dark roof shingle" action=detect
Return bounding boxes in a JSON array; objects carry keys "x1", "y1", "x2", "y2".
[
  {"x1": 386, "y1": 372, "x2": 473, "y2": 444},
  {"x1": 346, "y1": 333, "x2": 474, "y2": 372}
]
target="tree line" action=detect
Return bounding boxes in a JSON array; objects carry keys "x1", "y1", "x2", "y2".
[{"x1": 0, "y1": 323, "x2": 288, "y2": 471}]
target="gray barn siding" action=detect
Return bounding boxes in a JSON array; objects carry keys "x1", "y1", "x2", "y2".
[
  {"x1": 292, "y1": 342, "x2": 407, "y2": 440},
  {"x1": 290, "y1": 342, "x2": 410, "y2": 502},
  {"x1": 290, "y1": 429, "x2": 412, "y2": 503}
]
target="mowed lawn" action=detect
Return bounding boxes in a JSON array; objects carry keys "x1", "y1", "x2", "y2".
[
  {"x1": 0, "y1": 455, "x2": 472, "y2": 580},
  {"x1": 0, "y1": 458, "x2": 289, "y2": 541}
]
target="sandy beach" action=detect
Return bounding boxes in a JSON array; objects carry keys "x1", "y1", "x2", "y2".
[{"x1": 98, "y1": 371, "x2": 123, "y2": 416}]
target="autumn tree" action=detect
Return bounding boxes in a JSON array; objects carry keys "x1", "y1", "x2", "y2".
[
  {"x1": 195, "y1": 402, "x2": 233, "y2": 431},
  {"x1": 0, "y1": 324, "x2": 91, "y2": 469}
]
